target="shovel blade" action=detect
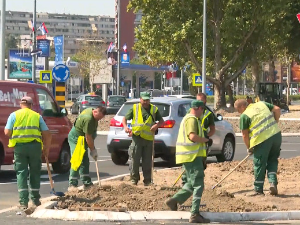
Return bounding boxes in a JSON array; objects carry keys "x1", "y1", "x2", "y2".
[{"x1": 50, "y1": 189, "x2": 65, "y2": 197}]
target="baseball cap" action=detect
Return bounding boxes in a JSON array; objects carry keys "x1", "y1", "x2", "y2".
[
  {"x1": 21, "y1": 96, "x2": 33, "y2": 104},
  {"x1": 191, "y1": 100, "x2": 205, "y2": 108},
  {"x1": 140, "y1": 92, "x2": 151, "y2": 100}
]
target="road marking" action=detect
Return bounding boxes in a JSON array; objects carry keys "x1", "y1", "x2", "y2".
[
  {"x1": 89, "y1": 159, "x2": 111, "y2": 163},
  {"x1": 281, "y1": 150, "x2": 298, "y2": 152}
]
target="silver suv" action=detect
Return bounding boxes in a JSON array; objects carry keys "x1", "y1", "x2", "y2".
[{"x1": 106, "y1": 97, "x2": 236, "y2": 166}]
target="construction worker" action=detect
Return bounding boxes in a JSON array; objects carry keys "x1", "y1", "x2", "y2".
[
  {"x1": 122, "y1": 92, "x2": 164, "y2": 186},
  {"x1": 68, "y1": 106, "x2": 107, "y2": 191},
  {"x1": 4, "y1": 96, "x2": 52, "y2": 209},
  {"x1": 166, "y1": 100, "x2": 212, "y2": 223},
  {"x1": 182, "y1": 93, "x2": 215, "y2": 185},
  {"x1": 234, "y1": 99, "x2": 281, "y2": 196}
]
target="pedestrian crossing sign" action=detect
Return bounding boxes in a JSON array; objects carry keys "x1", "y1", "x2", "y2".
[
  {"x1": 40, "y1": 70, "x2": 53, "y2": 84},
  {"x1": 192, "y1": 73, "x2": 202, "y2": 87}
]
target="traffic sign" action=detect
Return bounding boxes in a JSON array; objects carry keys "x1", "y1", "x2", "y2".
[
  {"x1": 192, "y1": 73, "x2": 202, "y2": 87},
  {"x1": 39, "y1": 70, "x2": 52, "y2": 83},
  {"x1": 52, "y1": 64, "x2": 70, "y2": 82}
]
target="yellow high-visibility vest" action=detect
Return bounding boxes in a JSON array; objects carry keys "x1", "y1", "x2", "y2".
[
  {"x1": 243, "y1": 101, "x2": 280, "y2": 148},
  {"x1": 201, "y1": 109, "x2": 212, "y2": 131},
  {"x1": 131, "y1": 103, "x2": 157, "y2": 141},
  {"x1": 176, "y1": 114, "x2": 206, "y2": 164},
  {"x1": 8, "y1": 108, "x2": 42, "y2": 147}
]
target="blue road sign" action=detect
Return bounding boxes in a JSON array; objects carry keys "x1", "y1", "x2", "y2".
[
  {"x1": 192, "y1": 73, "x2": 202, "y2": 86},
  {"x1": 40, "y1": 70, "x2": 52, "y2": 83},
  {"x1": 52, "y1": 64, "x2": 70, "y2": 82}
]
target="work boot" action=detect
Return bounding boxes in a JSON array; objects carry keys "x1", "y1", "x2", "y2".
[
  {"x1": 269, "y1": 183, "x2": 278, "y2": 196},
  {"x1": 165, "y1": 198, "x2": 178, "y2": 211},
  {"x1": 189, "y1": 213, "x2": 210, "y2": 223},
  {"x1": 18, "y1": 204, "x2": 28, "y2": 210},
  {"x1": 246, "y1": 190, "x2": 264, "y2": 197},
  {"x1": 32, "y1": 200, "x2": 41, "y2": 207},
  {"x1": 68, "y1": 186, "x2": 78, "y2": 192},
  {"x1": 144, "y1": 181, "x2": 152, "y2": 186},
  {"x1": 83, "y1": 184, "x2": 93, "y2": 191},
  {"x1": 131, "y1": 180, "x2": 137, "y2": 185}
]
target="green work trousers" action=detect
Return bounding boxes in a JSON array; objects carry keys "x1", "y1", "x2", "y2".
[
  {"x1": 68, "y1": 127, "x2": 93, "y2": 187},
  {"x1": 14, "y1": 141, "x2": 42, "y2": 206},
  {"x1": 172, "y1": 157, "x2": 205, "y2": 214},
  {"x1": 128, "y1": 135, "x2": 153, "y2": 184},
  {"x1": 182, "y1": 143, "x2": 208, "y2": 186},
  {"x1": 252, "y1": 132, "x2": 282, "y2": 192}
]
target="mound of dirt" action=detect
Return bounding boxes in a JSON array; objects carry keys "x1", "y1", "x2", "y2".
[{"x1": 55, "y1": 157, "x2": 300, "y2": 212}]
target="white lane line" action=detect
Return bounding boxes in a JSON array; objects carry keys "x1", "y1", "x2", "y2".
[
  {"x1": 89, "y1": 159, "x2": 111, "y2": 163},
  {"x1": 281, "y1": 150, "x2": 298, "y2": 152}
]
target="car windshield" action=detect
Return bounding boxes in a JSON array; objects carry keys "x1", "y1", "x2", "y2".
[
  {"x1": 118, "y1": 102, "x2": 170, "y2": 117},
  {"x1": 85, "y1": 96, "x2": 102, "y2": 101},
  {"x1": 109, "y1": 96, "x2": 126, "y2": 103}
]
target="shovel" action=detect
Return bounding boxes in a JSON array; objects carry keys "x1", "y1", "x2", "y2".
[
  {"x1": 45, "y1": 156, "x2": 65, "y2": 197},
  {"x1": 212, "y1": 154, "x2": 251, "y2": 190}
]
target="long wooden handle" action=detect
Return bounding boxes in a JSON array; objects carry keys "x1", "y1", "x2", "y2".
[
  {"x1": 45, "y1": 156, "x2": 54, "y2": 190},
  {"x1": 151, "y1": 134, "x2": 155, "y2": 183},
  {"x1": 172, "y1": 169, "x2": 185, "y2": 187},
  {"x1": 212, "y1": 154, "x2": 251, "y2": 190},
  {"x1": 95, "y1": 161, "x2": 101, "y2": 187}
]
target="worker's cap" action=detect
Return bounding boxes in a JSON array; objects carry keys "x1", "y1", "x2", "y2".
[
  {"x1": 21, "y1": 96, "x2": 33, "y2": 104},
  {"x1": 140, "y1": 92, "x2": 151, "y2": 100},
  {"x1": 191, "y1": 100, "x2": 205, "y2": 108}
]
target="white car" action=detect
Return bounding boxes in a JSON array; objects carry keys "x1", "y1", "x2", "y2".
[{"x1": 107, "y1": 98, "x2": 236, "y2": 166}]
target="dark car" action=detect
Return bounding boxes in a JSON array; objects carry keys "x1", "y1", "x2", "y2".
[
  {"x1": 106, "y1": 95, "x2": 127, "y2": 114},
  {"x1": 70, "y1": 94, "x2": 105, "y2": 114}
]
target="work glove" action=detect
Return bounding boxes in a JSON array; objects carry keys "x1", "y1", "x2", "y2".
[
  {"x1": 247, "y1": 148, "x2": 254, "y2": 155},
  {"x1": 90, "y1": 149, "x2": 98, "y2": 161},
  {"x1": 207, "y1": 138, "x2": 213, "y2": 147}
]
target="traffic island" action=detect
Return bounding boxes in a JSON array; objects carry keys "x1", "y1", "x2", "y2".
[{"x1": 30, "y1": 157, "x2": 300, "y2": 222}]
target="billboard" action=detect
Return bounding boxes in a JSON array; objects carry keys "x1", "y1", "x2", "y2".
[
  {"x1": 8, "y1": 49, "x2": 32, "y2": 79},
  {"x1": 291, "y1": 61, "x2": 300, "y2": 82},
  {"x1": 54, "y1": 35, "x2": 64, "y2": 65},
  {"x1": 37, "y1": 39, "x2": 50, "y2": 57},
  {"x1": 121, "y1": 52, "x2": 130, "y2": 64}
]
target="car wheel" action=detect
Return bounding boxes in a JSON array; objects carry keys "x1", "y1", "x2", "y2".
[
  {"x1": 161, "y1": 155, "x2": 176, "y2": 167},
  {"x1": 52, "y1": 142, "x2": 71, "y2": 174},
  {"x1": 111, "y1": 151, "x2": 129, "y2": 165},
  {"x1": 216, "y1": 137, "x2": 235, "y2": 162}
]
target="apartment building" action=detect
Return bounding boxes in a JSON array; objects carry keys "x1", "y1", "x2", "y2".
[{"x1": 3, "y1": 10, "x2": 115, "y2": 57}]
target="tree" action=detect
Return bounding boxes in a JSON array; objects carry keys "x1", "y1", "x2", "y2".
[
  {"x1": 5, "y1": 34, "x2": 17, "y2": 58},
  {"x1": 72, "y1": 37, "x2": 107, "y2": 92},
  {"x1": 128, "y1": 0, "x2": 291, "y2": 108}
]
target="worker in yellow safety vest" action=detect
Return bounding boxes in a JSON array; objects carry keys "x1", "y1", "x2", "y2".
[
  {"x1": 165, "y1": 100, "x2": 212, "y2": 224},
  {"x1": 122, "y1": 92, "x2": 164, "y2": 186},
  {"x1": 4, "y1": 96, "x2": 52, "y2": 210},
  {"x1": 234, "y1": 99, "x2": 282, "y2": 196}
]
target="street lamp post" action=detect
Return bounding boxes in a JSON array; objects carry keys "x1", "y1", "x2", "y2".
[
  {"x1": 32, "y1": 0, "x2": 37, "y2": 83},
  {"x1": 0, "y1": 0, "x2": 5, "y2": 81},
  {"x1": 201, "y1": 0, "x2": 207, "y2": 94},
  {"x1": 116, "y1": 0, "x2": 120, "y2": 95}
]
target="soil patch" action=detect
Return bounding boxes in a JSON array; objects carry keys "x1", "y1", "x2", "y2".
[{"x1": 55, "y1": 157, "x2": 300, "y2": 212}]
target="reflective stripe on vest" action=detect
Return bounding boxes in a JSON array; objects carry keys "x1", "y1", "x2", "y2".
[
  {"x1": 131, "y1": 103, "x2": 158, "y2": 141},
  {"x1": 201, "y1": 109, "x2": 212, "y2": 131},
  {"x1": 243, "y1": 102, "x2": 280, "y2": 148},
  {"x1": 176, "y1": 114, "x2": 206, "y2": 164},
  {"x1": 8, "y1": 108, "x2": 42, "y2": 148}
]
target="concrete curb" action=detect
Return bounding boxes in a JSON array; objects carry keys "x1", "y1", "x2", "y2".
[
  {"x1": 30, "y1": 168, "x2": 300, "y2": 222},
  {"x1": 97, "y1": 131, "x2": 300, "y2": 137}
]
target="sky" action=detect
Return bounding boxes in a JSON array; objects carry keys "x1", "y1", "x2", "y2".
[{"x1": 6, "y1": 0, "x2": 115, "y2": 16}]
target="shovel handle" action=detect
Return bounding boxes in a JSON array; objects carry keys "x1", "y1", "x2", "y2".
[
  {"x1": 172, "y1": 169, "x2": 185, "y2": 187},
  {"x1": 95, "y1": 161, "x2": 101, "y2": 187},
  {"x1": 212, "y1": 154, "x2": 251, "y2": 190},
  {"x1": 45, "y1": 156, "x2": 55, "y2": 190}
]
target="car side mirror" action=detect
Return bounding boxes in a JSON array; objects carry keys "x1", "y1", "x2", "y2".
[
  {"x1": 60, "y1": 107, "x2": 68, "y2": 116},
  {"x1": 217, "y1": 114, "x2": 223, "y2": 121}
]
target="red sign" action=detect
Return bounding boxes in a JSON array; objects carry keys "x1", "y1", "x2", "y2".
[
  {"x1": 37, "y1": 35, "x2": 47, "y2": 40},
  {"x1": 297, "y1": 13, "x2": 300, "y2": 23}
]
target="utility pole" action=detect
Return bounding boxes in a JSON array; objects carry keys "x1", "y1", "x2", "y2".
[
  {"x1": 180, "y1": 69, "x2": 183, "y2": 95},
  {"x1": 201, "y1": 0, "x2": 207, "y2": 94},
  {"x1": 0, "y1": 0, "x2": 5, "y2": 81},
  {"x1": 116, "y1": 0, "x2": 120, "y2": 95},
  {"x1": 32, "y1": 0, "x2": 37, "y2": 83}
]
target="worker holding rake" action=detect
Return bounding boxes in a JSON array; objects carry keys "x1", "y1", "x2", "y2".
[{"x1": 234, "y1": 99, "x2": 282, "y2": 196}]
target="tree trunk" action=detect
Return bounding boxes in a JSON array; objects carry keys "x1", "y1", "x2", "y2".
[
  {"x1": 251, "y1": 56, "x2": 260, "y2": 96},
  {"x1": 214, "y1": 82, "x2": 226, "y2": 109},
  {"x1": 268, "y1": 56, "x2": 275, "y2": 82},
  {"x1": 227, "y1": 84, "x2": 234, "y2": 107}
]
